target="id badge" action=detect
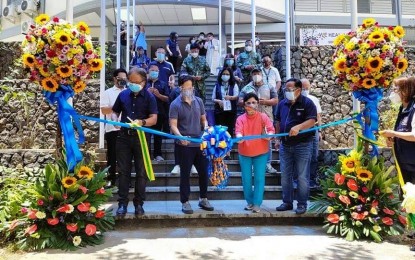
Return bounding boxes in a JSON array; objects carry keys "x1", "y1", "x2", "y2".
[{"x1": 223, "y1": 100, "x2": 232, "y2": 111}]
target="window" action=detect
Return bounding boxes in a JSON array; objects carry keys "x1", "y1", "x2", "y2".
[
  {"x1": 358, "y1": 0, "x2": 371, "y2": 13},
  {"x1": 391, "y1": 0, "x2": 396, "y2": 14}
]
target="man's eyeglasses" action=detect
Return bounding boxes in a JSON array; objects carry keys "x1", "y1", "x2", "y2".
[
  {"x1": 245, "y1": 101, "x2": 258, "y2": 105},
  {"x1": 284, "y1": 87, "x2": 298, "y2": 92}
]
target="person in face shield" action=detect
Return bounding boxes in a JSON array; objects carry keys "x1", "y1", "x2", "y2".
[{"x1": 236, "y1": 40, "x2": 262, "y2": 87}]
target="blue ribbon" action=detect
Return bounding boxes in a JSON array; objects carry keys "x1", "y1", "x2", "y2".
[
  {"x1": 44, "y1": 85, "x2": 84, "y2": 171},
  {"x1": 353, "y1": 88, "x2": 383, "y2": 156}
]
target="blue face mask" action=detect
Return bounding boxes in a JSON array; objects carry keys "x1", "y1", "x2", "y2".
[
  {"x1": 157, "y1": 53, "x2": 165, "y2": 61},
  {"x1": 129, "y1": 82, "x2": 142, "y2": 93},
  {"x1": 221, "y1": 75, "x2": 230, "y2": 82},
  {"x1": 226, "y1": 59, "x2": 234, "y2": 66},
  {"x1": 149, "y1": 71, "x2": 159, "y2": 79}
]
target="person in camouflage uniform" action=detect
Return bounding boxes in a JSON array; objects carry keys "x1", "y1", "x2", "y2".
[
  {"x1": 180, "y1": 43, "x2": 211, "y2": 103},
  {"x1": 236, "y1": 40, "x2": 262, "y2": 88}
]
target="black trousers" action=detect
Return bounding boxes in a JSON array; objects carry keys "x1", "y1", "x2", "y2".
[
  {"x1": 150, "y1": 114, "x2": 169, "y2": 158},
  {"x1": 176, "y1": 144, "x2": 209, "y2": 203},
  {"x1": 116, "y1": 133, "x2": 147, "y2": 206},
  {"x1": 169, "y1": 56, "x2": 179, "y2": 72},
  {"x1": 401, "y1": 162, "x2": 415, "y2": 184},
  {"x1": 214, "y1": 111, "x2": 236, "y2": 137},
  {"x1": 105, "y1": 131, "x2": 118, "y2": 183}
]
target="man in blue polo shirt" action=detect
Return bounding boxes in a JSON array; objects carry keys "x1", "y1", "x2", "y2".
[
  {"x1": 112, "y1": 67, "x2": 158, "y2": 216},
  {"x1": 274, "y1": 78, "x2": 317, "y2": 215},
  {"x1": 149, "y1": 46, "x2": 175, "y2": 88}
]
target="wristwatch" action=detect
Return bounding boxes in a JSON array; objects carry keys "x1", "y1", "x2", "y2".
[{"x1": 141, "y1": 119, "x2": 146, "y2": 126}]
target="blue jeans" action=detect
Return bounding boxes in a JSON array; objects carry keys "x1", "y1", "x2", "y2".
[
  {"x1": 280, "y1": 141, "x2": 313, "y2": 207},
  {"x1": 239, "y1": 153, "x2": 268, "y2": 206},
  {"x1": 309, "y1": 131, "x2": 319, "y2": 183}
]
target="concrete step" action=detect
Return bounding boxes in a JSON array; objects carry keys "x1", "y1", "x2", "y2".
[{"x1": 107, "y1": 200, "x2": 324, "y2": 228}]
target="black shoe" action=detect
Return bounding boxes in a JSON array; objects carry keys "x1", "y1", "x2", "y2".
[
  {"x1": 276, "y1": 203, "x2": 293, "y2": 211},
  {"x1": 295, "y1": 205, "x2": 307, "y2": 215},
  {"x1": 116, "y1": 204, "x2": 127, "y2": 215},
  {"x1": 410, "y1": 244, "x2": 415, "y2": 252},
  {"x1": 134, "y1": 205, "x2": 145, "y2": 215}
]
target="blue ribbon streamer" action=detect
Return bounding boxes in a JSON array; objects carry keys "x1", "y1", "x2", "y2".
[
  {"x1": 353, "y1": 88, "x2": 383, "y2": 156},
  {"x1": 44, "y1": 85, "x2": 84, "y2": 171}
]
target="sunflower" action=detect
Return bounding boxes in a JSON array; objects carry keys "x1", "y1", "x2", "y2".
[
  {"x1": 333, "y1": 58, "x2": 347, "y2": 72},
  {"x1": 333, "y1": 34, "x2": 345, "y2": 46},
  {"x1": 41, "y1": 77, "x2": 59, "y2": 92},
  {"x1": 363, "y1": 18, "x2": 376, "y2": 27},
  {"x1": 368, "y1": 31, "x2": 384, "y2": 43},
  {"x1": 39, "y1": 66, "x2": 51, "y2": 77},
  {"x1": 362, "y1": 78, "x2": 376, "y2": 89},
  {"x1": 35, "y1": 14, "x2": 50, "y2": 25},
  {"x1": 356, "y1": 168, "x2": 373, "y2": 182},
  {"x1": 22, "y1": 53, "x2": 36, "y2": 68},
  {"x1": 73, "y1": 81, "x2": 86, "y2": 93},
  {"x1": 54, "y1": 31, "x2": 72, "y2": 45},
  {"x1": 56, "y1": 65, "x2": 73, "y2": 78},
  {"x1": 77, "y1": 166, "x2": 94, "y2": 180},
  {"x1": 339, "y1": 150, "x2": 361, "y2": 173},
  {"x1": 366, "y1": 56, "x2": 383, "y2": 72},
  {"x1": 76, "y1": 21, "x2": 91, "y2": 34},
  {"x1": 393, "y1": 26, "x2": 405, "y2": 39},
  {"x1": 88, "y1": 59, "x2": 103, "y2": 72},
  {"x1": 62, "y1": 176, "x2": 77, "y2": 188},
  {"x1": 397, "y1": 58, "x2": 408, "y2": 72}
]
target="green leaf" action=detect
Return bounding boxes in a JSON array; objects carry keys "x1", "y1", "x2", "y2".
[
  {"x1": 71, "y1": 194, "x2": 88, "y2": 206},
  {"x1": 370, "y1": 230, "x2": 382, "y2": 242},
  {"x1": 346, "y1": 229, "x2": 355, "y2": 241}
]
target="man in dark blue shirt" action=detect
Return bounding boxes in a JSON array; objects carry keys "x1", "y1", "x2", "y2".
[
  {"x1": 274, "y1": 78, "x2": 317, "y2": 215},
  {"x1": 149, "y1": 46, "x2": 176, "y2": 88},
  {"x1": 112, "y1": 67, "x2": 158, "y2": 216}
]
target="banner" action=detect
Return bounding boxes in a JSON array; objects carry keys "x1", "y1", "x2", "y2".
[{"x1": 299, "y1": 28, "x2": 350, "y2": 46}]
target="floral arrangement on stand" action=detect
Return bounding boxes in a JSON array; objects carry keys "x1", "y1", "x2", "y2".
[
  {"x1": 310, "y1": 145, "x2": 406, "y2": 242},
  {"x1": 402, "y1": 183, "x2": 415, "y2": 231},
  {"x1": 3, "y1": 159, "x2": 114, "y2": 251},
  {"x1": 21, "y1": 14, "x2": 103, "y2": 171}
]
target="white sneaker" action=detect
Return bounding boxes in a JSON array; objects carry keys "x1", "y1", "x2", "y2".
[
  {"x1": 266, "y1": 163, "x2": 277, "y2": 174},
  {"x1": 154, "y1": 156, "x2": 165, "y2": 162},
  {"x1": 191, "y1": 165, "x2": 198, "y2": 174},
  {"x1": 171, "y1": 165, "x2": 180, "y2": 174}
]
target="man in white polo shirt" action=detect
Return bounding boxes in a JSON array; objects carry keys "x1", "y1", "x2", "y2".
[{"x1": 100, "y1": 68, "x2": 127, "y2": 188}]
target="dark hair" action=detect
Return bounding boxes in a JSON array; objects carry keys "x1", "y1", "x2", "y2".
[
  {"x1": 169, "y1": 32, "x2": 177, "y2": 39},
  {"x1": 156, "y1": 46, "x2": 165, "y2": 51},
  {"x1": 190, "y1": 43, "x2": 199, "y2": 50},
  {"x1": 395, "y1": 77, "x2": 415, "y2": 103},
  {"x1": 217, "y1": 67, "x2": 236, "y2": 87},
  {"x1": 128, "y1": 67, "x2": 148, "y2": 83},
  {"x1": 179, "y1": 74, "x2": 193, "y2": 86},
  {"x1": 199, "y1": 32, "x2": 205, "y2": 36},
  {"x1": 262, "y1": 54, "x2": 272, "y2": 60},
  {"x1": 113, "y1": 68, "x2": 128, "y2": 78},
  {"x1": 224, "y1": 53, "x2": 237, "y2": 71},
  {"x1": 285, "y1": 78, "x2": 303, "y2": 89},
  {"x1": 243, "y1": 92, "x2": 259, "y2": 103},
  {"x1": 188, "y1": 36, "x2": 196, "y2": 44},
  {"x1": 245, "y1": 39, "x2": 252, "y2": 45},
  {"x1": 207, "y1": 32, "x2": 214, "y2": 36}
]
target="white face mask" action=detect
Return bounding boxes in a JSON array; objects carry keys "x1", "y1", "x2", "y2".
[
  {"x1": 285, "y1": 91, "x2": 296, "y2": 101},
  {"x1": 245, "y1": 46, "x2": 253, "y2": 52},
  {"x1": 302, "y1": 90, "x2": 310, "y2": 97},
  {"x1": 389, "y1": 92, "x2": 401, "y2": 104},
  {"x1": 191, "y1": 53, "x2": 199, "y2": 58},
  {"x1": 252, "y1": 75, "x2": 262, "y2": 83}
]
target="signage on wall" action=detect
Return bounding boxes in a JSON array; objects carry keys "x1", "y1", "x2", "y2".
[{"x1": 299, "y1": 28, "x2": 350, "y2": 46}]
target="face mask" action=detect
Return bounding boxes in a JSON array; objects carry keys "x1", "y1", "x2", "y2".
[
  {"x1": 191, "y1": 40, "x2": 196, "y2": 44},
  {"x1": 156, "y1": 53, "x2": 165, "y2": 61},
  {"x1": 221, "y1": 75, "x2": 230, "y2": 82},
  {"x1": 245, "y1": 46, "x2": 253, "y2": 52},
  {"x1": 253, "y1": 75, "x2": 262, "y2": 83},
  {"x1": 129, "y1": 83, "x2": 142, "y2": 93},
  {"x1": 181, "y1": 89, "x2": 194, "y2": 98},
  {"x1": 149, "y1": 71, "x2": 159, "y2": 79},
  {"x1": 191, "y1": 53, "x2": 199, "y2": 58},
  {"x1": 285, "y1": 91, "x2": 296, "y2": 101},
  {"x1": 302, "y1": 90, "x2": 309, "y2": 97},
  {"x1": 244, "y1": 104, "x2": 258, "y2": 115},
  {"x1": 226, "y1": 59, "x2": 234, "y2": 66},
  {"x1": 389, "y1": 92, "x2": 401, "y2": 104},
  {"x1": 117, "y1": 79, "x2": 127, "y2": 88},
  {"x1": 199, "y1": 35, "x2": 204, "y2": 40}
]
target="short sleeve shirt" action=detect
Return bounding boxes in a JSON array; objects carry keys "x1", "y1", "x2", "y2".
[
  {"x1": 100, "y1": 86, "x2": 125, "y2": 132},
  {"x1": 262, "y1": 66, "x2": 281, "y2": 89},
  {"x1": 307, "y1": 94, "x2": 322, "y2": 114},
  {"x1": 149, "y1": 60, "x2": 175, "y2": 84},
  {"x1": 239, "y1": 82, "x2": 277, "y2": 120},
  {"x1": 146, "y1": 80, "x2": 170, "y2": 116}
]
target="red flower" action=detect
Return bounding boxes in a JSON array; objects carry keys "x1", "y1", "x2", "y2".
[
  {"x1": 28, "y1": 209, "x2": 38, "y2": 219},
  {"x1": 327, "y1": 191, "x2": 336, "y2": 198},
  {"x1": 85, "y1": 224, "x2": 97, "y2": 236},
  {"x1": 79, "y1": 185, "x2": 88, "y2": 195},
  {"x1": 53, "y1": 17, "x2": 60, "y2": 22},
  {"x1": 9, "y1": 220, "x2": 20, "y2": 231},
  {"x1": 375, "y1": 189, "x2": 380, "y2": 195},
  {"x1": 334, "y1": 173, "x2": 345, "y2": 185},
  {"x1": 347, "y1": 179, "x2": 358, "y2": 191},
  {"x1": 95, "y1": 188, "x2": 105, "y2": 195},
  {"x1": 21, "y1": 207, "x2": 28, "y2": 214},
  {"x1": 63, "y1": 193, "x2": 68, "y2": 200},
  {"x1": 383, "y1": 208, "x2": 395, "y2": 216},
  {"x1": 339, "y1": 195, "x2": 351, "y2": 205},
  {"x1": 327, "y1": 214, "x2": 340, "y2": 224},
  {"x1": 47, "y1": 218, "x2": 59, "y2": 226},
  {"x1": 37, "y1": 199, "x2": 44, "y2": 206},
  {"x1": 24, "y1": 224, "x2": 38, "y2": 236},
  {"x1": 382, "y1": 217, "x2": 393, "y2": 226},
  {"x1": 399, "y1": 215, "x2": 407, "y2": 226},
  {"x1": 95, "y1": 210, "x2": 105, "y2": 219},
  {"x1": 351, "y1": 212, "x2": 365, "y2": 220},
  {"x1": 77, "y1": 202, "x2": 91, "y2": 212},
  {"x1": 388, "y1": 26, "x2": 394, "y2": 30},
  {"x1": 66, "y1": 223, "x2": 78, "y2": 232},
  {"x1": 49, "y1": 196, "x2": 54, "y2": 201},
  {"x1": 389, "y1": 194, "x2": 394, "y2": 199},
  {"x1": 372, "y1": 200, "x2": 379, "y2": 208},
  {"x1": 358, "y1": 195, "x2": 367, "y2": 203},
  {"x1": 57, "y1": 204, "x2": 70, "y2": 213}
]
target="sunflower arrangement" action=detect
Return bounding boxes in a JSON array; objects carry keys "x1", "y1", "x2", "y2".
[
  {"x1": 2, "y1": 159, "x2": 114, "y2": 251},
  {"x1": 21, "y1": 14, "x2": 103, "y2": 93},
  {"x1": 310, "y1": 148, "x2": 407, "y2": 242},
  {"x1": 332, "y1": 18, "x2": 407, "y2": 90}
]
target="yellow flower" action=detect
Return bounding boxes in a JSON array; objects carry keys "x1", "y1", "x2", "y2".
[
  {"x1": 76, "y1": 21, "x2": 91, "y2": 34},
  {"x1": 41, "y1": 77, "x2": 59, "y2": 92},
  {"x1": 349, "y1": 191, "x2": 359, "y2": 198},
  {"x1": 366, "y1": 56, "x2": 383, "y2": 72},
  {"x1": 393, "y1": 26, "x2": 405, "y2": 38},
  {"x1": 73, "y1": 236, "x2": 82, "y2": 246},
  {"x1": 74, "y1": 81, "x2": 87, "y2": 93},
  {"x1": 326, "y1": 206, "x2": 334, "y2": 213},
  {"x1": 88, "y1": 59, "x2": 103, "y2": 72},
  {"x1": 345, "y1": 42, "x2": 355, "y2": 51},
  {"x1": 333, "y1": 58, "x2": 347, "y2": 72},
  {"x1": 35, "y1": 14, "x2": 50, "y2": 25},
  {"x1": 362, "y1": 78, "x2": 376, "y2": 89},
  {"x1": 373, "y1": 225, "x2": 382, "y2": 233},
  {"x1": 356, "y1": 168, "x2": 373, "y2": 182},
  {"x1": 62, "y1": 176, "x2": 77, "y2": 188},
  {"x1": 39, "y1": 67, "x2": 51, "y2": 77},
  {"x1": 396, "y1": 58, "x2": 408, "y2": 72},
  {"x1": 339, "y1": 150, "x2": 360, "y2": 173},
  {"x1": 56, "y1": 65, "x2": 73, "y2": 78},
  {"x1": 22, "y1": 53, "x2": 36, "y2": 68},
  {"x1": 370, "y1": 207, "x2": 378, "y2": 215},
  {"x1": 382, "y1": 44, "x2": 391, "y2": 52},
  {"x1": 363, "y1": 18, "x2": 376, "y2": 27},
  {"x1": 35, "y1": 211, "x2": 46, "y2": 219},
  {"x1": 333, "y1": 34, "x2": 345, "y2": 46},
  {"x1": 51, "y1": 57, "x2": 61, "y2": 66},
  {"x1": 54, "y1": 31, "x2": 72, "y2": 45},
  {"x1": 84, "y1": 41, "x2": 93, "y2": 51},
  {"x1": 368, "y1": 31, "x2": 384, "y2": 43},
  {"x1": 77, "y1": 166, "x2": 94, "y2": 180},
  {"x1": 89, "y1": 206, "x2": 97, "y2": 213}
]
